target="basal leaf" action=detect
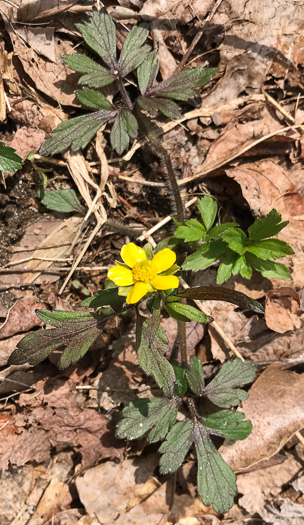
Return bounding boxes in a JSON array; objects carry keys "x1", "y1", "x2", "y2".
[
  {"x1": 221, "y1": 228, "x2": 247, "y2": 255},
  {"x1": 172, "y1": 362, "x2": 188, "y2": 397},
  {"x1": 245, "y1": 253, "x2": 292, "y2": 279},
  {"x1": 248, "y1": 209, "x2": 289, "y2": 241},
  {"x1": 40, "y1": 189, "x2": 83, "y2": 213},
  {"x1": 186, "y1": 355, "x2": 205, "y2": 396},
  {"x1": 197, "y1": 196, "x2": 217, "y2": 231},
  {"x1": 8, "y1": 310, "x2": 105, "y2": 368},
  {"x1": 148, "y1": 67, "x2": 217, "y2": 101},
  {"x1": 138, "y1": 51, "x2": 159, "y2": 95},
  {"x1": 62, "y1": 54, "x2": 115, "y2": 88},
  {"x1": 174, "y1": 219, "x2": 205, "y2": 242},
  {"x1": 216, "y1": 250, "x2": 240, "y2": 284},
  {"x1": 205, "y1": 222, "x2": 237, "y2": 241},
  {"x1": 247, "y1": 239, "x2": 293, "y2": 260},
  {"x1": 40, "y1": 110, "x2": 116, "y2": 155},
  {"x1": 182, "y1": 240, "x2": 227, "y2": 271},
  {"x1": 118, "y1": 24, "x2": 150, "y2": 76},
  {"x1": 159, "y1": 421, "x2": 193, "y2": 474},
  {"x1": 77, "y1": 10, "x2": 117, "y2": 68},
  {"x1": 116, "y1": 397, "x2": 177, "y2": 443},
  {"x1": 0, "y1": 141, "x2": 23, "y2": 172},
  {"x1": 201, "y1": 411, "x2": 252, "y2": 440},
  {"x1": 121, "y1": 109, "x2": 138, "y2": 139},
  {"x1": 110, "y1": 110, "x2": 138, "y2": 154},
  {"x1": 193, "y1": 422, "x2": 237, "y2": 514},
  {"x1": 76, "y1": 88, "x2": 113, "y2": 110},
  {"x1": 178, "y1": 286, "x2": 264, "y2": 314},
  {"x1": 203, "y1": 359, "x2": 257, "y2": 408},
  {"x1": 137, "y1": 311, "x2": 175, "y2": 396},
  {"x1": 165, "y1": 302, "x2": 211, "y2": 324}
]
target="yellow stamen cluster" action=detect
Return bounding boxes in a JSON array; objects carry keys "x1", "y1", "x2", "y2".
[{"x1": 132, "y1": 261, "x2": 158, "y2": 283}]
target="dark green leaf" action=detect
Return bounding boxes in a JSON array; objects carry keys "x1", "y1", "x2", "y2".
[
  {"x1": 175, "y1": 219, "x2": 205, "y2": 242},
  {"x1": 8, "y1": 310, "x2": 104, "y2": 368},
  {"x1": 193, "y1": 422, "x2": 237, "y2": 514},
  {"x1": 116, "y1": 397, "x2": 177, "y2": 443},
  {"x1": 138, "y1": 51, "x2": 159, "y2": 95},
  {"x1": 137, "y1": 96, "x2": 160, "y2": 117},
  {"x1": 137, "y1": 310, "x2": 176, "y2": 396},
  {"x1": 186, "y1": 355, "x2": 204, "y2": 396},
  {"x1": 221, "y1": 228, "x2": 247, "y2": 255},
  {"x1": 245, "y1": 253, "x2": 292, "y2": 279},
  {"x1": 121, "y1": 109, "x2": 138, "y2": 139},
  {"x1": 77, "y1": 10, "x2": 117, "y2": 68},
  {"x1": 203, "y1": 359, "x2": 257, "y2": 408},
  {"x1": 205, "y1": 222, "x2": 237, "y2": 241},
  {"x1": 149, "y1": 97, "x2": 182, "y2": 119},
  {"x1": 172, "y1": 362, "x2": 188, "y2": 397},
  {"x1": 247, "y1": 239, "x2": 293, "y2": 260},
  {"x1": 248, "y1": 209, "x2": 289, "y2": 241},
  {"x1": 216, "y1": 250, "x2": 240, "y2": 284},
  {"x1": 76, "y1": 88, "x2": 113, "y2": 110},
  {"x1": 0, "y1": 141, "x2": 23, "y2": 172},
  {"x1": 159, "y1": 421, "x2": 193, "y2": 474},
  {"x1": 62, "y1": 54, "x2": 115, "y2": 88},
  {"x1": 40, "y1": 110, "x2": 116, "y2": 155},
  {"x1": 81, "y1": 287, "x2": 125, "y2": 308},
  {"x1": 165, "y1": 302, "x2": 211, "y2": 324},
  {"x1": 178, "y1": 285, "x2": 264, "y2": 314},
  {"x1": 148, "y1": 67, "x2": 217, "y2": 101},
  {"x1": 197, "y1": 196, "x2": 217, "y2": 231},
  {"x1": 110, "y1": 110, "x2": 138, "y2": 154},
  {"x1": 201, "y1": 411, "x2": 252, "y2": 440},
  {"x1": 40, "y1": 189, "x2": 83, "y2": 213},
  {"x1": 119, "y1": 24, "x2": 150, "y2": 76},
  {"x1": 182, "y1": 240, "x2": 227, "y2": 271}
]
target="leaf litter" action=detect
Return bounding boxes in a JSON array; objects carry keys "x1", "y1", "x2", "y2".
[{"x1": 0, "y1": 0, "x2": 304, "y2": 523}]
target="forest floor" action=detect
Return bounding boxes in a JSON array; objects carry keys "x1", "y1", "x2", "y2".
[{"x1": 0, "y1": 0, "x2": 304, "y2": 524}]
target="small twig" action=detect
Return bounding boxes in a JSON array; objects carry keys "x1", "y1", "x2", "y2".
[
  {"x1": 295, "y1": 431, "x2": 304, "y2": 446},
  {"x1": 179, "y1": 277, "x2": 245, "y2": 361},
  {"x1": 175, "y1": 0, "x2": 224, "y2": 73}
]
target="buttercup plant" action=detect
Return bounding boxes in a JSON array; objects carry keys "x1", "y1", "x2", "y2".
[{"x1": 9, "y1": 9, "x2": 294, "y2": 515}]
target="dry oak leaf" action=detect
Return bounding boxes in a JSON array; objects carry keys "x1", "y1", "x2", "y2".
[
  {"x1": 219, "y1": 364, "x2": 304, "y2": 472},
  {"x1": 265, "y1": 287, "x2": 302, "y2": 334}
]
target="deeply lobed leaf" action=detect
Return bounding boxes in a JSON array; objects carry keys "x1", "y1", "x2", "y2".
[
  {"x1": 201, "y1": 411, "x2": 252, "y2": 440},
  {"x1": 118, "y1": 24, "x2": 150, "y2": 76},
  {"x1": 197, "y1": 196, "x2": 218, "y2": 231},
  {"x1": 186, "y1": 355, "x2": 204, "y2": 396},
  {"x1": 76, "y1": 10, "x2": 117, "y2": 68},
  {"x1": 248, "y1": 209, "x2": 289, "y2": 241},
  {"x1": 62, "y1": 54, "x2": 115, "y2": 88},
  {"x1": 148, "y1": 67, "x2": 217, "y2": 101},
  {"x1": 138, "y1": 51, "x2": 159, "y2": 95},
  {"x1": 159, "y1": 421, "x2": 193, "y2": 474}
]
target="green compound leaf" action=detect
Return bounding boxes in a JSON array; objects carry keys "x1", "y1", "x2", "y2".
[
  {"x1": 203, "y1": 359, "x2": 257, "y2": 408},
  {"x1": 137, "y1": 310, "x2": 176, "y2": 396},
  {"x1": 77, "y1": 10, "x2": 117, "y2": 68},
  {"x1": 205, "y1": 223, "x2": 237, "y2": 241},
  {"x1": 178, "y1": 285, "x2": 264, "y2": 314},
  {"x1": 201, "y1": 411, "x2": 252, "y2": 441},
  {"x1": 118, "y1": 23, "x2": 150, "y2": 76},
  {"x1": 81, "y1": 287, "x2": 125, "y2": 309},
  {"x1": 247, "y1": 238, "x2": 293, "y2": 260},
  {"x1": 148, "y1": 67, "x2": 217, "y2": 101},
  {"x1": 182, "y1": 240, "x2": 227, "y2": 271},
  {"x1": 159, "y1": 421, "x2": 193, "y2": 474},
  {"x1": 62, "y1": 54, "x2": 115, "y2": 88},
  {"x1": 197, "y1": 196, "x2": 217, "y2": 231},
  {"x1": 172, "y1": 361, "x2": 188, "y2": 397},
  {"x1": 138, "y1": 51, "x2": 159, "y2": 95},
  {"x1": 110, "y1": 110, "x2": 138, "y2": 154},
  {"x1": 186, "y1": 355, "x2": 205, "y2": 396},
  {"x1": 245, "y1": 252, "x2": 292, "y2": 280},
  {"x1": 116, "y1": 397, "x2": 177, "y2": 443},
  {"x1": 0, "y1": 141, "x2": 23, "y2": 172},
  {"x1": 40, "y1": 189, "x2": 83, "y2": 213},
  {"x1": 165, "y1": 302, "x2": 211, "y2": 324},
  {"x1": 221, "y1": 228, "x2": 247, "y2": 255},
  {"x1": 76, "y1": 88, "x2": 113, "y2": 110},
  {"x1": 138, "y1": 96, "x2": 182, "y2": 119},
  {"x1": 248, "y1": 209, "x2": 289, "y2": 241},
  {"x1": 175, "y1": 219, "x2": 206, "y2": 242},
  {"x1": 8, "y1": 310, "x2": 105, "y2": 369},
  {"x1": 193, "y1": 421, "x2": 237, "y2": 514},
  {"x1": 40, "y1": 110, "x2": 116, "y2": 155}
]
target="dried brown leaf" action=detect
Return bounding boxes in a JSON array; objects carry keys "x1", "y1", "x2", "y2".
[{"x1": 265, "y1": 287, "x2": 301, "y2": 334}]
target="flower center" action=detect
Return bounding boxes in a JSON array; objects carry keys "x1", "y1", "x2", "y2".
[{"x1": 132, "y1": 261, "x2": 158, "y2": 283}]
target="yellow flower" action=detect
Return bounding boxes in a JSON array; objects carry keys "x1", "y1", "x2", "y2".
[{"x1": 107, "y1": 243, "x2": 179, "y2": 304}]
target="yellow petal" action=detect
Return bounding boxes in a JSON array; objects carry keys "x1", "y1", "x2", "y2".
[
  {"x1": 152, "y1": 248, "x2": 176, "y2": 273},
  {"x1": 126, "y1": 282, "x2": 149, "y2": 304},
  {"x1": 107, "y1": 266, "x2": 134, "y2": 286},
  {"x1": 121, "y1": 243, "x2": 146, "y2": 268},
  {"x1": 150, "y1": 275, "x2": 179, "y2": 290}
]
